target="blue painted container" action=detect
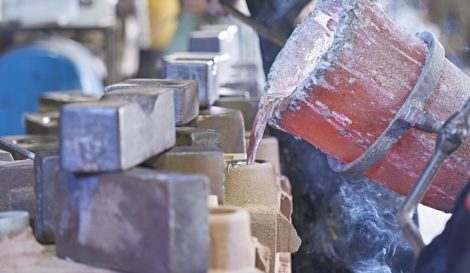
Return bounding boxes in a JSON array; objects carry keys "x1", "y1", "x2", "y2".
[{"x1": 0, "y1": 39, "x2": 103, "y2": 135}]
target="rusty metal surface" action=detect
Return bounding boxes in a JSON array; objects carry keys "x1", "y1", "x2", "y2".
[
  {"x1": 39, "y1": 91, "x2": 100, "y2": 113},
  {"x1": 56, "y1": 167, "x2": 209, "y2": 273},
  {"x1": 0, "y1": 160, "x2": 34, "y2": 216},
  {"x1": 176, "y1": 127, "x2": 222, "y2": 148},
  {"x1": 190, "y1": 107, "x2": 246, "y2": 153},
  {"x1": 60, "y1": 88, "x2": 175, "y2": 173},
  {"x1": 146, "y1": 145, "x2": 225, "y2": 203},
  {"x1": 106, "y1": 79, "x2": 199, "y2": 126},
  {"x1": 25, "y1": 112, "x2": 59, "y2": 135}
]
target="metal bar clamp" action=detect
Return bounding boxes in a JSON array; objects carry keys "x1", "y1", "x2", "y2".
[{"x1": 327, "y1": 32, "x2": 446, "y2": 176}]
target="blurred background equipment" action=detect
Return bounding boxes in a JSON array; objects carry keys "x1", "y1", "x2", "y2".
[{"x1": 0, "y1": 38, "x2": 103, "y2": 135}]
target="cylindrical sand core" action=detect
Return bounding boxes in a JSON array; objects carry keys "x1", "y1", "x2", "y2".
[
  {"x1": 266, "y1": 0, "x2": 470, "y2": 212},
  {"x1": 225, "y1": 161, "x2": 279, "y2": 208},
  {"x1": 209, "y1": 206, "x2": 253, "y2": 270},
  {"x1": 0, "y1": 211, "x2": 29, "y2": 240}
]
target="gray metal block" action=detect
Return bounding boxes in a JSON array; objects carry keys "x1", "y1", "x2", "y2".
[
  {"x1": 165, "y1": 52, "x2": 228, "y2": 64},
  {"x1": 230, "y1": 62, "x2": 259, "y2": 81},
  {"x1": 0, "y1": 150, "x2": 14, "y2": 161},
  {"x1": 189, "y1": 26, "x2": 239, "y2": 61},
  {"x1": 223, "y1": 81, "x2": 260, "y2": 98},
  {"x1": 0, "y1": 160, "x2": 34, "y2": 216},
  {"x1": 106, "y1": 79, "x2": 199, "y2": 126},
  {"x1": 0, "y1": 135, "x2": 58, "y2": 160},
  {"x1": 9, "y1": 187, "x2": 35, "y2": 214},
  {"x1": 39, "y1": 91, "x2": 100, "y2": 113},
  {"x1": 175, "y1": 127, "x2": 222, "y2": 148},
  {"x1": 164, "y1": 60, "x2": 216, "y2": 109},
  {"x1": 190, "y1": 107, "x2": 246, "y2": 153},
  {"x1": 25, "y1": 112, "x2": 59, "y2": 135},
  {"x1": 222, "y1": 61, "x2": 261, "y2": 98},
  {"x1": 61, "y1": 88, "x2": 175, "y2": 173},
  {"x1": 200, "y1": 24, "x2": 238, "y2": 36},
  {"x1": 190, "y1": 25, "x2": 239, "y2": 86},
  {"x1": 189, "y1": 31, "x2": 222, "y2": 52},
  {"x1": 219, "y1": 87, "x2": 250, "y2": 98},
  {"x1": 164, "y1": 52, "x2": 227, "y2": 108},
  {"x1": 214, "y1": 97, "x2": 259, "y2": 130},
  {"x1": 146, "y1": 145, "x2": 225, "y2": 203},
  {"x1": 34, "y1": 150, "x2": 71, "y2": 244},
  {"x1": 56, "y1": 167, "x2": 209, "y2": 273}
]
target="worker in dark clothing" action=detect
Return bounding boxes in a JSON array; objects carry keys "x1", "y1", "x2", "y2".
[
  {"x1": 414, "y1": 182, "x2": 470, "y2": 273},
  {"x1": 208, "y1": 1, "x2": 416, "y2": 273}
]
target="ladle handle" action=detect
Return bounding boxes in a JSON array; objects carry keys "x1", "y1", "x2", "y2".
[
  {"x1": 398, "y1": 97, "x2": 470, "y2": 256},
  {"x1": 219, "y1": 0, "x2": 287, "y2": 47}
]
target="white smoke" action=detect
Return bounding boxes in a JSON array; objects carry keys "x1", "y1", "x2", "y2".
[{"x1": 308, "y1": 178, "x2": 414, "y2": 273}]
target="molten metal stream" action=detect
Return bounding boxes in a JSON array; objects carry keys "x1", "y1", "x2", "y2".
[{"x1": 246, "y1": 99, "x2": 276, "y2": 164}]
